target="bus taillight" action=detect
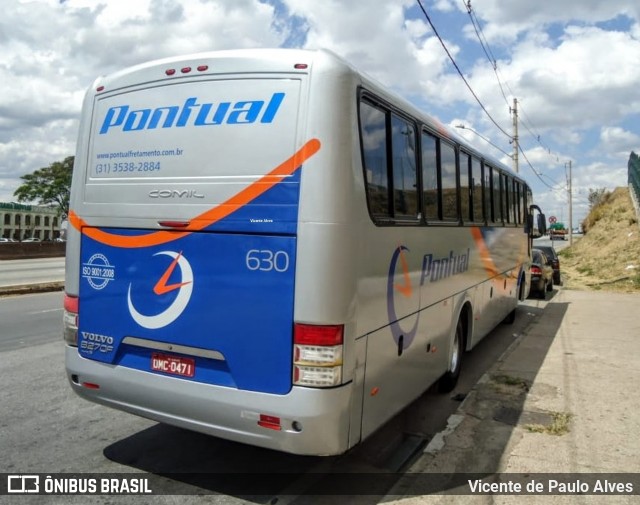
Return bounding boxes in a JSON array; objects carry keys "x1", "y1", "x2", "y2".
[
  {"x1": 293, "y1": 324, "x2": 343, "y2": 387},
  {"x1": 63, "y1": 293, "x2": 79, "y2": 347},
  {"x1": 258, "y1": 414, "x2": 282, "y2": 431}
]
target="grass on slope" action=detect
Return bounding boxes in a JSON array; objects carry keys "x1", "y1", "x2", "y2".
[{"x1": 558, "y1": 187, "x2": 640, "y2": 293}]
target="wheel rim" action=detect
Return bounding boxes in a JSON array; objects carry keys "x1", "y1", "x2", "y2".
[{"x1": 450, "y1": 327, "x2": 460, "y2": 372}]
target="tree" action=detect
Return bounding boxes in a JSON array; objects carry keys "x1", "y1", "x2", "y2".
[
  {"x1": 13, "y1": 156, "x2": 73, "y2": 217},
  {"x1": 587, "y1": 187, "x2": 609, "y2": 210}
]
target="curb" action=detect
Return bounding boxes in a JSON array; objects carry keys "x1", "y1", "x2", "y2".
[{"x1": 0, "y1": 282, "x2": 65, "y2": 297}]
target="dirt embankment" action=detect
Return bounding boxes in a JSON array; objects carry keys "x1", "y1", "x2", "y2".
[{"x1": 559, "y1": 187, "x2": 640, "y2": 292}]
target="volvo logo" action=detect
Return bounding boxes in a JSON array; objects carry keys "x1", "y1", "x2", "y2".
[{"x1": 149, "y1": 189, "x2": 204, "y2": 199}]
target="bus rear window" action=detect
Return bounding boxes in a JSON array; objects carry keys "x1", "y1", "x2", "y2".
[{"x1": 88, "y1": 79, "x2": 301, "y2": 181}]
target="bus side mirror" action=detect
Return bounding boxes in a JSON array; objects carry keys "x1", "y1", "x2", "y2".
[
  {"x1": 537, "y1": 214, "x2": 547, "y2": 236},
  {"x1": 528, "y1": 205, "x2": 546, "y2": 238}
]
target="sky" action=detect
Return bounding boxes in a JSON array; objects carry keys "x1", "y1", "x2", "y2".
[{"x1": 1, "y1": 0, "x2": 639, "y2": 227}]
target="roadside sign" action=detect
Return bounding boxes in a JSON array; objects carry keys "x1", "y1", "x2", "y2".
[{"x1": 549, "y1": 216, "x2": 557, "y2": 224}]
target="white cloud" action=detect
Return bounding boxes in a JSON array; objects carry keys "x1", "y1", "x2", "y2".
[
  {"x1": 464, "y1": 25, "x2": 640, "y2": 133},
  {"x1": 281, "y1": 0, "x2": 452, "y2": 98},
  {"x1": 405, "y1": 18, "x2": 429, "y2": 40},
  {"x1": 464, "y1": 0, "x2": 640, "y2": 44},
  {"x1": 0, "y1": 0, "x2": 285, "y2": 201},
  {"x1": 600, "y1": 127, "x2": 640, "y2": 154},
  {"x1": 432, "y1": 0, "x2": 456, "y2": 14},
  {"x1": 0, "y1": 0, "x2": 638, "y2": 227}
]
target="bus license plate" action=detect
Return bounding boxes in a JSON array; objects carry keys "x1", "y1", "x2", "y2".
[{"x1": 151, "y1": 353, "x2": 195, "y2": 378}]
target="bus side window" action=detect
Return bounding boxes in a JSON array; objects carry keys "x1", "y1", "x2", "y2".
[
  {"x1": 483, "y1": 163, "x2": 492, "y2": 223},
  {"x1": 514, "y1": 179, "x2": 522, "y2": 224},
  {"x1": 492, "y1": 167, "x2": 503, "y2": 224},
  {"x1": 517, "y1": 182, "x2": 525, "y2": 224},
  {"x1": 360, "y1": 101, "x2": 390, "y2": 219},
  {"x1": 504, "y1": 174, "x2": 512, "y2": 224},
  {"x1": 460, "y1": 152, "x2": 471, "y2": 223},
  {"x1": 440, "y1": 141, "x2": 458, "y2": 221},
  {"x1": 421, "y1": 131, "x2": 439, "y2": 221},
  {"x1": 510, "y1": 177, "x2": 516, "y2": 224},
  {"x1": 471, "y1": 156, "x2": 483, "y2": 223},
  {"x1": 391, "y1": 115, "x2": 418, "y2": 219}
]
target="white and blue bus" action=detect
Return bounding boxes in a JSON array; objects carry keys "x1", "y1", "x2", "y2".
[{"x1": 64, "y1": 49, "x2": 545, "y2": 456}]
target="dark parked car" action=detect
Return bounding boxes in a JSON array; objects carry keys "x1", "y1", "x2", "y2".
[
  {"x1": 529, "y1": 249, "x2": 554, "y2": 299},
  {"x1": 533, "y1": 245, "x2": 561, "y2": 285}
]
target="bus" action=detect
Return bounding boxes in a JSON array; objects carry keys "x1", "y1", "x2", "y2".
[{"x1": 64, "y1": 48, "x2": 545, "y2": 456}]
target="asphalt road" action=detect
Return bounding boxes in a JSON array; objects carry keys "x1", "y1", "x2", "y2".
[
  {"x1": 533, "y1": 233, "x2": 580, "y2": 252},
  {"x1": 0, "y1": 290, "x2": 547, "y2": 503},
  {"x1": 0, "y1": 291, "x2": 64, "y2": 352},
  {"x1": 0, "y1": 257, "x2": 65, "y2": 287}
]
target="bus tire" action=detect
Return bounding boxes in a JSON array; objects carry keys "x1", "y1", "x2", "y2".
[
  {"x1": 518, "y1": 274, "x2": 526, "y2": 301},
  {"x1": 438, "y1": 318, "x2": 464, "y2": 393}
]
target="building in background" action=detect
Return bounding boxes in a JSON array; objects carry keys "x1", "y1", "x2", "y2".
[{"x1": 0, "y1": 202, "x2": 62, "y2": 241}]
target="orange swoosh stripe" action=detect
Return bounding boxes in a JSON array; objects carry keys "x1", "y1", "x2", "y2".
[
  {"x1": 470, "y1": 227, "x2": 499, "y2": 277},
  {"x1": 394, "y1": 246, "x2": 413, "y2": 298},
  {"x1": 471, "y1": 227, "x2": 529, "y2": 281},
  {"x1": 69, "y1": 138, "x2": 321, "y2": 248}
]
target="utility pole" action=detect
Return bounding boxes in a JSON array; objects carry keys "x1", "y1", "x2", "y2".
[
  {"x1": 511, "y1": 98, "x2": 519, "y2": 173},
  {"x1": 566, "y1": 161, "x2": 573, "y2": 246}
]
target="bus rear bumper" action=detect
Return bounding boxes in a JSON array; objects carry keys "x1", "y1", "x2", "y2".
[{"x1": 65, "y1": 346, "x2": 353, "y2": 456}]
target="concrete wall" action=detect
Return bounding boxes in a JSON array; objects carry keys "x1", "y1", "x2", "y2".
[{"x1": 0, "y1": 242, "x2": 65, "y2": 260}]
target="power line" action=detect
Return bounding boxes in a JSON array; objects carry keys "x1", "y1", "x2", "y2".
[
  {"x1": 455, "y1": 124, "x2": 513, "y2": 158},
  {"x1": 415, "y1": 0, "x2": 512, "y2": 139},
  {"x1": 517, "y1": 100, "x2": 561, "y2": 162},
  {"x1": 517, "y1": 143, "x2": 563, "y2": 191},
  {"x1": 462, "y1": 0, "x2": 569, "y2": 187},
  {"x1": 420, "y1": 0, "x2": 569, "y2": 192},
  {"x1": 463, "y1": 0, "x2": 511, "y2": 108},
  {"x1": 464, "y1": 0, "x2": 495, "y2": 67}
]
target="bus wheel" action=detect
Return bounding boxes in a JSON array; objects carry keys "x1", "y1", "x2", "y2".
[{"x1": 438, "y1": 318, "x2": 464, "y2": 393}]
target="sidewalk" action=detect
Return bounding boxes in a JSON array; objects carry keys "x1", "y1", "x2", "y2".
[{"x1": 386, "y1": 289, "x2": 640, "y2": 502}]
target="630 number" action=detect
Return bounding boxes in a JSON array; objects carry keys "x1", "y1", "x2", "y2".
[{"x1": 246, "y1": 249, "x2": 290, "y2": 272}]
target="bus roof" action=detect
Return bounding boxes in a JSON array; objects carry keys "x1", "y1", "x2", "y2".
[{"x1": 91, "y1": 47, "x2": 520, "y2": 181}]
